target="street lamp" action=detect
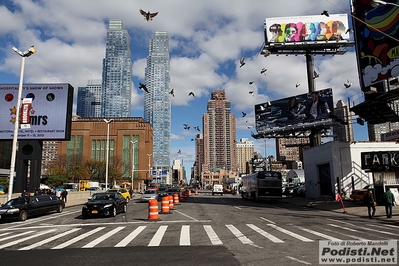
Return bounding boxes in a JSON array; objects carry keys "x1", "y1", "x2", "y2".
[
  {"x1": 104, "y1": 119, "x2": 113, "y2": 191},
  {"x1": 147, "y1": 153, "x2": 152, "y2": 183},
  {"x1": 130, "y1": 140, "x2": 137, "y2": 192},
  {"x1": 371, "y1": 0, "x2": 399, "y2": 8},
  {"x1": 8, "y1": 46, "x2": 36, "y2": 201}
]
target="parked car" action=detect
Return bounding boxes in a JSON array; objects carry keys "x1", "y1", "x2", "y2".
[
  {"x1": 141, "y1": 190, "x2": 158, "y2": 202},
  {"x1": 107, "y1": 188, "x2": 130, "y2": 202},
  {"x1": 0, "y1": 194, "x2": 64, "y2": 221},
  {"x1": 350, "y1": 185, "x2": 373, "y2": 201},
  {"x1": 82, "y1": 192, "x2": 127, "y2": 218}
]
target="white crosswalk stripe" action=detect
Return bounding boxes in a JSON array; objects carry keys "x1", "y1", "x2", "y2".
[{"x1": 1, "y1": 222, "x2": 398, "y2": 250}]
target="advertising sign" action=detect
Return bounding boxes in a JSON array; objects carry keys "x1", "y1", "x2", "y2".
[
  {"x1": 255, "y1": 88, "x2": 333, "y2": 133},
  {"x1": 265, "y1": 14, "x2": 350, "y2": 44},
  {"x1": 352, "y1": 0, "x2": 399, "y2": 87},
  {"x1": 0, "y1": 83, "x2": 73, "y2": 140}
]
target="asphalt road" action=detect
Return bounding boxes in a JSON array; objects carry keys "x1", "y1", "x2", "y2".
[{"x1": 0, "y1": 191, "x2": 398, "y2": 266}]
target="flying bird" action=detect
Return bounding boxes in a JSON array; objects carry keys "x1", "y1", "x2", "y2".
[
  {"x1": 260, "y1": 105, "x2": 265, "y2": 111},
  {"x1": 249, "y1": 91, "x2": 254, "y2": 96},
  {"x1": 247, "y1": 126, "x2": 253, "y2": 129},
  {"x1": 313, "y1": 70, "x2": 319, "y2": 79},
  {"x1": 345, "y1": 28, "x2": 354, "y2": 34},
  {"x1": 344, "y1": 79, "x2": 352, "y2": 88},
  {"x1": 239, "y1": 56, "x2": 245, "y2": 68},
  {"x1": 188, "y1": 91, "x2": 195, "y2": 97},
  {"x1": 242, "y1": 112, "x2": 247, "y2": 117},
  {"x1": 139, "y1": 83, "x2": 149, "y2": 93},
  {"x1": 177, "y1": 149, "x2": 182, "y2": 154},
  {"x1": 260, "y1": 68, "x2": 267, "y2": 75},
  {"x1": 169, "y1": 89, "x2": 174, "y2": 97},
  {"x1": 321, "y1": 10, "x2": 329, "y2": 17},
  {"x1": 249, "y1": 81, "x2": 254, "y2": 87},
  {"x1": 183, "y1": 124, "x2": 190, "y2": 130},
  {"x1": 194, "y1": 126, "x2": 200, "y2": 131},
  {"x1": 191, "y1": 139, "x2": 194, "y2": 141},
  {"x1": 295, "y1": 82, "x2": 300, "y2": 88},
  {"x1": 139, "y1": 9, "x2": 159, "y2": 21}
]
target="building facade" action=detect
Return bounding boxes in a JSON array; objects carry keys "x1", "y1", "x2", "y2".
[
  {"x1": 236, "y1": 138, "x2": 254, "y2": 175},
  {"x1": 193, "y1": 134, "x2": 204, "y2": 185},
  {"x1": 144, "y1": 31, "x2": 171, "y2": 173},
  {"x1": 56, "y1": 117, "x2": 153, "y2": 191},
  {"x1": 333, "y1": 100, "x2": 354, "y2": 142},
  {"x1": 77, "y1": 79, "x2": 102, "y2": 118},
  {"x1": 202, "y1": 90, "x2": 236, "y2": 173},
  {"x1": 101, "y1": 20, "x2": 132, "y2": 118}
]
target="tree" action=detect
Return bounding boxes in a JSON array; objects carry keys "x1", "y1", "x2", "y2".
[{"x1": 44, "y1": 175, "x2": 69, "y2": 188}]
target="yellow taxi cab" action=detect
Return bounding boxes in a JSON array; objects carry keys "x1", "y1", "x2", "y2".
[
  {"x1": 350, "y1": 185, "x2": 373, "y2": 201},
  {"x1": 107, "y1": 188, "x2": 131, "y2": 202}
]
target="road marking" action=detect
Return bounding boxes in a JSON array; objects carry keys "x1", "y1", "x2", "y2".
[
  {"x1": 266, "y1": 224, "x2": 313, "y2": 242},
  {"x1": 286, "y1": 256, "x2": 312, "y2": 265},
  {"x1": 173, "y1": 210, "x2": 199, "y2": 221},
  {"x1": 327, "y1": 223, "x2": 358, "y2": 232},
  {"x1": 115, "y1": 226, "x2": 146, "y2": 247},
  {"x1": 148, "y1": 225, "x2": 167, "y2": 246},
  {"x1": 0, "y1": 231, "x2": 35, "y2": 242},
  {"x1": 0, "y1": 232, "x2": 12, "y2": 237},
  {"x1": 247, "y1": 224, "x2": 284, "y2": 243},
  {"x1": 369, "y1": 223, "x2": 399, "y2": 230},
  {"x1": 296, "y1": 226, "x2": 341, "y2": 241},
  {"x1": 0, "y1": 229, "x2": 55, "y2": 249},
  {"x1": 82, "y1": 227, "x2": 125, "y2": 248},
  {"x1": 360, "y1": 226, "x2": 398, "y2": 236},
  {"x1": 52, "y1": 227, "x2": 105, "y2": 249},
  {"x1": 226, "y1": 224, "x2": 254, "y2": 245},
  {"x1": 260, "y1": 217, "x2": 275, "y2": 224},
  {"x1": 19, "y1": 228, "x2": 82, "y2": 250},
  {"x1": 323, "y1": 227, "x2": 369, "y2": 241},
  {"x1": 180, "y1": 225, "x2": 190, "y2": 246},
  {"x1": 234, "y1": 206, "x2": 241, "y2": 210},
  {"x1": 203, "y1": 225, "x2": 223, "y2": 245}
]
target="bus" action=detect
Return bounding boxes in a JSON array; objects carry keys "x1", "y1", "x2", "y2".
[{"x1": 241, "y1": 171, "x2": 282, "y2": 201}]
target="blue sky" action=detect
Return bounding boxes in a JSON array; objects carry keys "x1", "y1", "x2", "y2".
[{"x1": 0, "y1": 0, "x2": 368, "y2": 177}]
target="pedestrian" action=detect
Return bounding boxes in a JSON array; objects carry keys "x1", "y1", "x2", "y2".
[
  {"x1": 20, "y1": 189, "x2": 29, "y2": 197},
  {"x1": 383, "y1": 188, "x2": 395, "y2": 218},
  {"x1": 364, "y1": 189, "x2": 376, "y2": 219},
  {"x1": 60, "y1": 189, "x2": 68, "y2": 203}
]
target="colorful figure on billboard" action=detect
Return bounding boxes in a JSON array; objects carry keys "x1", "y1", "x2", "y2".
[
  {"x1": 269, "y1": 23, "x2": 282, "y2": 42},
  {"x1": 284, "y1": 23, "x2": 298, "y2": 42},
  {"x1": 317, "y1": 22, "x2": 330, "y2": 40},
  {"x1": 329, "y1": 21, "x2": 345, "y2": 40},
  {"x1": 304, "y1": 22, "x2": 319, "y2": 40}
]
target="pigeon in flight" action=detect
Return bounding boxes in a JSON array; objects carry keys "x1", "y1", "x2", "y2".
[
  {"x1": 321, "y1": 10, "x2": 329, "y2": 17},
  {"x1": 248, "y1": 126, "x2": 253, "y2": 129},
  {"x1": 259, "y1": 105, "x2": 265, "y2": 111},
  {"x1": 169, "y1": 89, "x2": 174, "y2": 97},
  {"x1": 313, "y1": 70, "x2": 319, "y2": 79},
  {"x1": 344, "y1": 79, "x2": 352, "y2": 88},
  {"x1": 249, "y1": 91, "x2": 254, "y2": 97},
  {"x1": 242, "y1": 112, "x2": 247, "y2": 117},
  {"x1": 295, "y1": 82, "x2": 300, "y2": 88},
  {"x1": 249, "y1": 81, "x2": 254, "y2": 87},
  {"x1": 194, "y1": 126, "x2": 200, "y2": 131},
  {"x1": 139, "y1": 9, "x2": 159, "y2": 21},
  {"x1": 191, "y1": 139, "x2": 194, "y2": 141},
  {"x1": 260, "y1": 68, "x2": 267, "y2": 75},
  {"x1": 188, "y1": 91, "x2": 195, "y2": 97},
  {"x1": 183, "y1": 124, "x2": 190, "y2": 130},
  {"x1": 177, "y1": 149, "x2": 182, "y2": 154},
  {"x1": 139, "y1": 83, "x2": 149, "y2": 93},
  {"x1": 345, "y1": 28, "x2": 354, "y2": 34},
  {"x1": 239, "y1": 56, "x2": 245, "y2": 68}
]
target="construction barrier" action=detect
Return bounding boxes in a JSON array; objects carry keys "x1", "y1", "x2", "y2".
[
  {"x1": 159, "y1": 196, "x2": 171, "y2": 214},
  {"x1": 173, "y1": 193, "x2": 180, "y2": 205},
  {"x1": 180, "y1": 190, "x2": 188, "y2": 202},
  {"x1": 169, "y1": 195, "x2": 175, "y2": 210},
  {"x1": 148, "y1": 199, "x2": 160, "y2": 220}
]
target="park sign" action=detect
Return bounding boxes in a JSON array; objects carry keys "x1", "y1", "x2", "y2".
[
  {"x1": 0, "y1": 83, "x2": 73, "y2": 140},
  {"x1": 361, "y1": 151, "x2": 399, "y2": 171}
]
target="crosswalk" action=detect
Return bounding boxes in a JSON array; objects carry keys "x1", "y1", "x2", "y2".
[{"x1": 0, "y1": 221, "x2": 398, "y2": 251}]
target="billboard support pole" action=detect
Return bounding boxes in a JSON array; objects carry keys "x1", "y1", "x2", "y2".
[{"x1": 306, "y1": 50, "x2": 321, "y2": 147}]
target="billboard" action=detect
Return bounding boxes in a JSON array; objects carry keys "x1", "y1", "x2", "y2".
[
  {"x1": 0, "y1": 83, "x2": 73, "y2": 140},
  {"x1": 352, "y1": 0, "x2": 399, "y2": 87},
  {"x1": 255, "y1": 88, "x2": 334, "y2": 133},
  {"x1": 265, "y1": 14, "x2": 350, "y2": 44}
]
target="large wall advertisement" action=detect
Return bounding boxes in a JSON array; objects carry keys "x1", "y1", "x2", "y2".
[
  {"x1": 255, "y1": 88, "x2": 334, "y2": 133},
  {"x1": 265, "y1": 14, "x2": 350, "y2": 44},
  {"x1": 352, "y1": 0, "x2": 399, "y2": 87},
  {"x1": 0, "y1": 83, "x2": 73, "y2": 140}
]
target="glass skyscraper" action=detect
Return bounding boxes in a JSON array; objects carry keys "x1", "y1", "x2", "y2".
[
  {"x1": 144, "y1": 31, "x2": 171, "y2": 179},
  {"x1": 101, "y1": 20, "x2": 132, "y2": 117}
]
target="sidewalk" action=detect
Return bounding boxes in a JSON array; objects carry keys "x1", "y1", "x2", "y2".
[{"x1": 281, "y1": 195, "x2": 399, "y2": 224}]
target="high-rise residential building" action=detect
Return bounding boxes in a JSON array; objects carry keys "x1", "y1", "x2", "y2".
[
  {"x1": 144, "y1": 31, "x2": 171, "y2": 173},
  {"x1": 193, "y1": 134, "x2": 204, "y2": 184},
  {"x1": 203, "y1": 90, "x2": 236, "y2": 173},
  {"x1": 236, "y1": 138, "x2": 254, "y2": 175},
  {"x1": 101, "y1": 20, "x2": 132, "y2": 118},
  {"x1": 333, "y1": 100, "x2": 354, "y2": 142},
  {"x1": 77, "y1": 79, "x2": 102, "y2": 118},
  {"x1": 368, "y1": 122, "x2": 399, "y2": 141},
  {"x1": 276, "y1": 138, "x2": 310, "y2": 167}
]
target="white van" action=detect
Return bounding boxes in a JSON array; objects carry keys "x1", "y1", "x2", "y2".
[{"x1": 212, "y1": 184, "x2": 223, "y2": 196}]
